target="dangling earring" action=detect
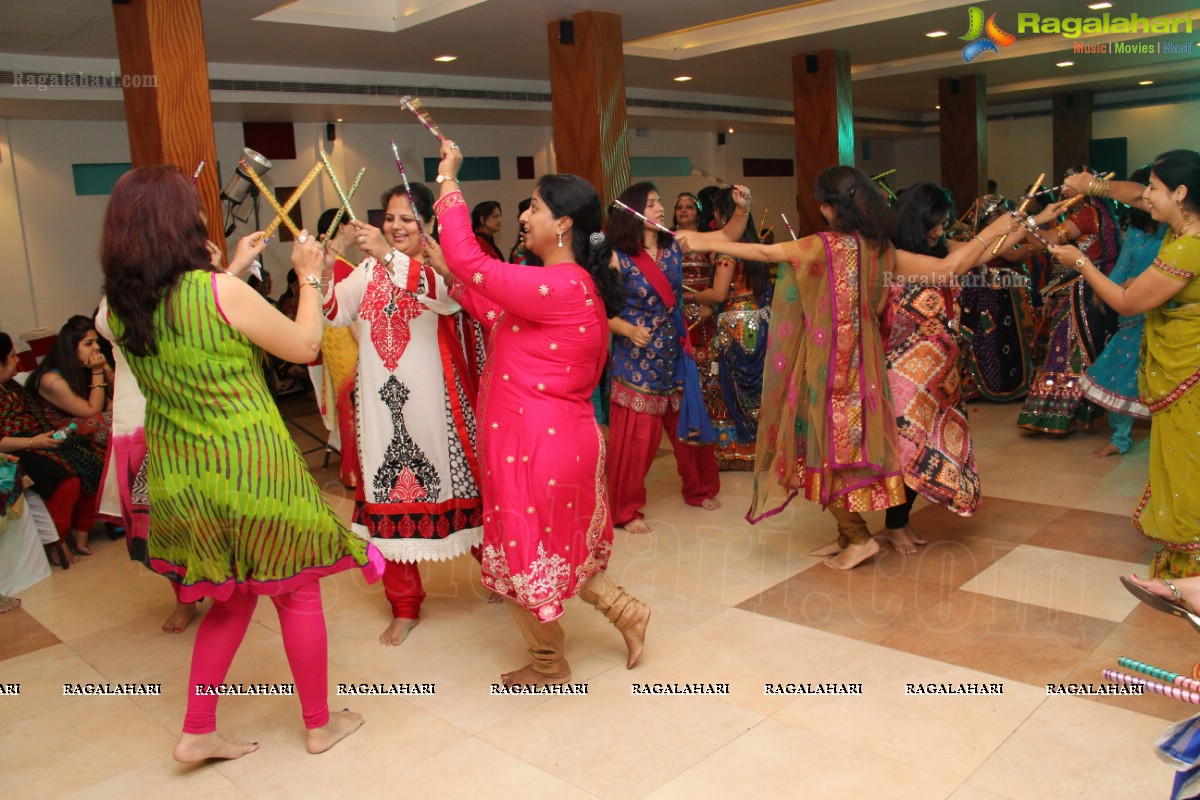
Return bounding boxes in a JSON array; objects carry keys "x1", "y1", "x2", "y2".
[{"x1": 557, "y1": 231, "x2": 563, "y2": 248}]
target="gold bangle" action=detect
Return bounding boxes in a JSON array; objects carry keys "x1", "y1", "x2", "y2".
[
  {"x1": 735, "y1": 208, "x2": 749, "y2": 216},
  {"x1": 90, "y1": 383, "x2": 106, "y2": 389},
  {"x1": 973, "y1": 235, "x2": 987, "y2": 248}
]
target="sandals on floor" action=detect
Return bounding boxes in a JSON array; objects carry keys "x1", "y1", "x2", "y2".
[{"x1": 1120, "y1": 575, "x2": 1200, "y2": 634}]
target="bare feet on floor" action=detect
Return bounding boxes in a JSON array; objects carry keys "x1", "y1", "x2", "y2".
[
  {"x1": 1093, "y1": 442, "x2": 1123, "y2": 458},
  {"x1": 162, "y1": 602, "x2": 197, "y2": 633},
  {"x1": 621, "y1": 604, "x2": 650, "y2": 669},
  {"x1": 173, "y1": 731, "x2": 259, "y2": 763},
  {"x1": 0, "y1": 595, "x2": 20, "y2": 614},
  {"x1": 824, "y1": 538, "x2": 880, "y2": 570},
  {"x1": 883, "y1": 525, "x2": 924, "y2": 554},
  {"x1": 486, "y1": 591, "x2": 505, "y2": 604},
  {"x1": 807, "y1": 540, "x2": 842, "y2": 558},
  {"x1": 623, "y1": 519, "x2": 652, "y2": 535},
  {"x1": 701, "y1": 497, "x2": 721, "y2": 510},
  {"x1": 501, "y1": 665, "x2": 572, "y2": 688},
  {"x1": 71, "y1": 529, "x2": 93, "y2": 556},
  {"x1": 306, "y1": 709, "x2": 364, "y2": 754},
  {"x1": 379, "y1": 617, "x2": 419, "y2": 646}
]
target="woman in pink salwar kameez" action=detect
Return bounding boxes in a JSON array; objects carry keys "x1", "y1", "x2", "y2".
[{"x1": 428, "y1": 140, "x2": 649, "y2": 686}]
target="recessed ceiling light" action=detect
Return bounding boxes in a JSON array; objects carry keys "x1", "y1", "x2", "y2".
[
  {"x1": 1139, "y1": 80, "x2": 1154, "y2": 85},
  {"x1": 935, "y1": 104, "x2": 941, "y2": 109},
  {"x1": 335, "y1": 118, "x2": 344, "y2": 122},
  {"x1": 673, "y1": 75, "x2": 692, "y2": 82},
  {"x1": 1056, "y1": 61, "x2": 1075, "y2": 67},
  {"x1": 434, "y1": 55, "x2": 457, "y2": 62},
  {"x1": 926, "y1": 30, "x2": 948, "y2": 38},
  {"x1": 1088, "y1": 2, "x2": 1112, "y2": 9},
  {"x1": 727, "y1": 127, "x2": 734, "y2": 133}
]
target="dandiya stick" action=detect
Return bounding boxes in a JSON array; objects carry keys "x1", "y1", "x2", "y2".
[
  {"x1": 319, "y1": 148, "x2": 357, "y2": 223},
  {"x1": 612, "y1": 198, "x2": 677, "y2": 238},
  {"x1": 389, "y1": 140, "x2": 426, "y2": 240},
  {"x1": 399, "y1": 95, "x2": 446, "y2": 143},
  {"x1": 1011, "y1": 211, "x2": 1053, "y2": 249},
  {"x1": 191, "y1": 160, "x2": 206, "y2": 185},
  {"x1": 1118, "y1": 657, "x2": 1200, "y2": 692},
  {"x1": 780, "y1": 213, "x2": 798, "y2": 241},
  {"x1": 240, "y1": 160, "x2": 316, "y2": 239},
  {"x1": 1103, "y1": 669, "x2": 1200, "y2": 705},
  {"x1": 323, "y1": 166, "x2": 365, "y2": 243},
  {"x1": 691, "y1": 166, "x2": 729, "y2": 187},
  {"x1": 993, "y1": 172, "x2": 1043, "y2": 254}
]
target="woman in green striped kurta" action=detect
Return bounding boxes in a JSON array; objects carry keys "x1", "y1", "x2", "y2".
[{"x1": 102, "y1": 166, "x2": 382, "y2": 762}]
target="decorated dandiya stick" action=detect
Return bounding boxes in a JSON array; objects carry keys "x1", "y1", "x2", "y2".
[
  {"x1": 871, "y1": 169, "x2": 898, "y2": 202},
  {"x1": 240, "y1": 160, "x2": 313, "y2": 239},
  {"x1": 389, "y1": 140, "x2": 426, "y2": 240},
  {"x1": 993, "y1": 172, "x2": 1044, "y2": 254},
  {"x1": 1102, "y1": 669, "x2": 1200, "y2": 705},
  {"x1": 323, "y1": 166, "x2": 366, "y2": 243},
  {"x1": 399, "y1": 95, "x2": 446, "y2": 143},
  {"x1": 191, "y1": 160, "x2": 206, "y2": 185},
  {"x1": 1118, "y1": 657, "x2": 1200, "y2": 692},
  {"x1": 691, "y1": 167, "x2": 729, "y2": 187},
  {"x1": 780, "y1": 213, "x2": 798, "y2": 241},
  {"x1": 318, "y1": 148, "x2": 357, "y2": 223},
  {"x1": 612, "y1": 198, "x2": 677, "y2": 238},
  {"x1": 1011, "y1": 211, "x2": 1053, "y2": 249}
]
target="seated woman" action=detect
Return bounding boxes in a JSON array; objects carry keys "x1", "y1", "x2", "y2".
[
  {"x1": 27, "y1": 315, "x2": 113, "y2": 420},
  {"x1": 0, "y1": 332, "x2": 101, "y2": 563}
]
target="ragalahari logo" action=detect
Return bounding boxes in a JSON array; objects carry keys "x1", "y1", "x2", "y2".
[{"x1": 960, "y1": 7, "x2": 1017, "y2": 62}]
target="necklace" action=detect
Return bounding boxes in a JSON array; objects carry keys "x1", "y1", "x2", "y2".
[{"x1": 1178, "y1": 216, "x2": 1198, "y2": 237}]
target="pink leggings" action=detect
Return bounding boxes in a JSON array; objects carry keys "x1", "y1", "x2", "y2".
[{"x1": 183, "y1": 582, "x2": 329, "y2": 734}]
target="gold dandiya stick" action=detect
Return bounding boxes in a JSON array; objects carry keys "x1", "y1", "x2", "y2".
[
  {"x1": 399, "y1": 95, "x2": 446, "y2": 143},
  {"x1": 613, "y1": 198, "x2": 677, "y2": 238},
  {"x1": 318, "y1": 148, "x2": 357, "y2": 224},
  {"x1": 241, "y1": 160, "x2": 320, "y2": 240},
  {"x1": 993, "y1": 172, "x2": 1043, "y2": 254},
  {"x1": 323, "y1": 166, "x2": 366, "y2": 243}
]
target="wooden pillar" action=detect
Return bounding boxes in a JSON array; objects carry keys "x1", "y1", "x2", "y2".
[
  {"x1": 112, "y1": 0, "x2": 223, "y2": 255},
  {"x1": 791, "y1": 50, "x2": 854, "y2": 236},
  {"x1": 938, "y1": 75, "x2": 987, "y2": 215},
  {"x1": 547, "y1": 12, "x2": 630, "y2": 209},
  {"x1": 1052, "y1": 90, "x2": 1093, "y2": 182}
]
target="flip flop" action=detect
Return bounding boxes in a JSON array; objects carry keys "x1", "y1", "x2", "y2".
[{"x1": 1120, "y1": 575, "x2": 1200, "y2": 634}]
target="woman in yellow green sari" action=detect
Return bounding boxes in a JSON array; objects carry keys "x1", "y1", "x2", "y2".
[{"x1": 1051, "y1": 150, "x2": 1200, "y2": 617}]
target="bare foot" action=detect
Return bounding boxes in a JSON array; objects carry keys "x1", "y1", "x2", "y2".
[
  {"x1": 623, "y1": 519, "x2": 652, "y2": 535},
  {"x1": 824, "y1": 538, "x2": 880, "y2": 570},
  {"x1": 71, "y1": 529, "x2": 93, "y2": 556},
  {"x1": 173, "y1": 731, "x2": 259, "y2": 763},
  {"x1": 0, "y1": 595, "x2": 20, "y2": 614},
  {"x1": 379, "y1": 617, "x2": 419, "y2": 646},
  {"x1": 621, "y1": 604, "x2": 650, "y2": 669},
  {"x1": 162, "y1": 602, "x2": 197, "y2": 633},
  {"x1": 1092, "y1": 442, "x2": 1123, "y2": 458},
  {"x1": 883, "y1": 527, "x2": 918, "y2": 555},
  {"x1": 906, "y1": 524, "x2": 927, "y2": 546},
  {"x1": 306, "y1": 709, "x2": 364, "y2": 754},
  {"x1": 808, "y1": 540, "x2": 843, "y2": 558},
  {"x1": 700, "y1": 497, "x2": 721, "y2": 510},
  {"x1": 486, "y1": 592, "x2": 504, "y2": 604},
  {"x1": 501, "y1": 665, "x2": 571, "y2": 687}
]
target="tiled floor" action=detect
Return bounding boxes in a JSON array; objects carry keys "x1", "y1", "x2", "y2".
[{"x1": 1, "y1": 398, "x2": 1193, "y2": 799}]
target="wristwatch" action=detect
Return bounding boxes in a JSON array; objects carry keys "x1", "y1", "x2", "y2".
[{"x1": 436, "y1": 174, "x2": 458, "y2": 184}]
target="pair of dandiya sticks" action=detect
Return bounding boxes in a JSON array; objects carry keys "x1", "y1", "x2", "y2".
[{"x1": 1105, "y1": 656, "x2": 1200, "y2": 705}]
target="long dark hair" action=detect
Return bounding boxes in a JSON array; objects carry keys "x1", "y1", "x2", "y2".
[
  {"x1": 712, "y1": 187, "x2": 771, "y2": 299},
  {"x1": 696, "y1": 185, "x2": 720, "y2": 232},
  {"x1": 892, "y1": 182, "x2": 953, "y2": 257},
  {"x1": 101, "y1": 166, "x2": 212, "y2": 358},
  {"x1": 815, "y1": 166, "x2": 892, "y2": 254},
  {"x1": 535, "y1": 174, "x2": 624, "y2": 318},
  {"x1": 27, "y1": 315, "x2": 98, "y2": 400},
  {"x1": 0, "y1": 332, "x2": 13, "y2": 363},
  {"x1": 1152, "y1": 149, "x2": 1200, "y2": 216},
  {"x1": 1126, "y1": 166, "x2": 1157, "y2": 234},
  {"x1": 606, "y1": 182, "x2": 672, "y2": 255}
]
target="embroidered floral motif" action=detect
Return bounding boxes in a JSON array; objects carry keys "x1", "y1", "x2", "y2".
[
  {"x1": 359, "y1": 264, "x2": 424, "y2": 370},
  {"x1": 1153, "y1": 257, "x2": 1196, "y2": 280},
  {"x1": 538, "y1": 284, "x2": 550, "y2": 297}
]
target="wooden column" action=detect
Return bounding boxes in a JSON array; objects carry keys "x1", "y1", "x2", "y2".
[
  {"x1": 938, "y1": 75, "x2": 987, "y2": 215},
  {"x1": 112, "y1": 0, "x2": 223, "y2": 255},
  {"x1": 1052, "y1": 90, "x2": 1093, "y2": 181},
  {"x1": 791, "y1": 50, "x2": 854, "y2": 236},
  {"x1": 547, "y1": 12, "x2": 630, "y2": 209}
]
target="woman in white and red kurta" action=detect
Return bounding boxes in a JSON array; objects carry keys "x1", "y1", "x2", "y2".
[
  {"x1": 427, "y1": 141, "x2": 649, "y2": 686},
  {"x1": 325, "y1": 183, "x2": 483, "y2": 645}
]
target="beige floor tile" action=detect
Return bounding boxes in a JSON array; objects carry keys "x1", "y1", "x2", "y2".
[
  {"x1": 478, "y1": 665, "x2": 764, "y2": 800},
  {"x1": 772, "y1": 647, "x2": 1046, "y2": 781},
  {"x1": 0, "y1": 696, "x2": 175, "y2": 796},
  {"x1": 62, "y1": 754, "x2": 251, "y2": 800},
  {"x1": 0, "y1": 643, "x2": 107, "y2": 728},
  {"x1": 946, "y1": 786, "x2": 1017, "y2": 800},
  {"x1": 642, "y1": 717, "x2": 958, "y2": 800},
  {"x1": 965, "y1": 695, "x2": 1169, "y2": 797},
  {"x1": 960, "y1": 544, "x2": 1144, "y2": 622}
]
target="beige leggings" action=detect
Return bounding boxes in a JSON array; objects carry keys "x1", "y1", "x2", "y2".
[{"x1": 828, "y1": 505, "x2": 872, "y2": 547}]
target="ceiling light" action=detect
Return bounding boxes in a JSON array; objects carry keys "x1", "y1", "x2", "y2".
[
  {"x1": 926, "y1": 30, "x2": 948, "y2": 38},
  {"x1": 1056, "y1": 61, "x2": 1074, "y2": 67},
  {"x1": 335, "y1": 118, "x2": 344, "y2": 122},
  {"x1": 673, "y1": 75, "x2": 692, "y2": 82},
  {"x1": 727, "y1": 127, "x2": 734, "y2": 133},
  {"x1": 434, "y1": 55, "x2": 457, "y2": 62},
  {"x1": 1139, "y1": 80, "x2": 1154, "y2": 85},
  {"x1": 935, "y1": 104, "x2": 941, "y2": 110},
  {"x1": 1088, "y1": 2, "x2": 1112, "y2": 9}
]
